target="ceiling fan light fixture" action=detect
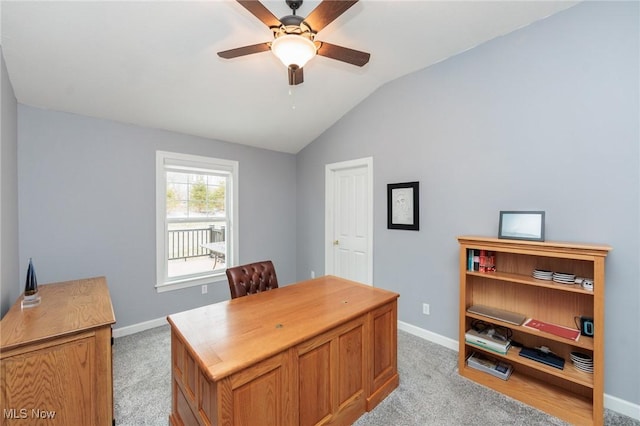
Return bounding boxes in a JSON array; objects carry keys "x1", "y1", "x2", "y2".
[{"x1": 271, "y1": 34, "x2": 317, "y2": 68}]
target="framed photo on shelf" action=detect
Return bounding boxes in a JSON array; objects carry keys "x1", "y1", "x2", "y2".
[
  {"x1": 498, "y1": 211, "x2": 545, "y2": 241},
  {"x1": 387, "y1": 182, "x2": 419, "y2": 231}
]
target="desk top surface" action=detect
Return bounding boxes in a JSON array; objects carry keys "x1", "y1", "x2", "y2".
[
  {"x1": 1, "y1": 276, "x2": 116, "y2": 351},
  {"x1": 167, "y1": 275, "x2": 399, "y2": 381}
]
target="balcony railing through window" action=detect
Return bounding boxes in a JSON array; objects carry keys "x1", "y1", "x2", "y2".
[{"x1": 168, "y1": 225, "x2": 225, "y2": 261}]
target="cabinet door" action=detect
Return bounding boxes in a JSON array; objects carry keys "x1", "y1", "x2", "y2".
[
  {"x1": 371, "y1": 302, "x2": 397, "y2": 393},
  {"x1": 226, "y1": 351, "x2": 293, "y2": 426},
  {"x1": 296, "y1": 317, "x2": 367, "y2": 426},
  {"x1": 1, "y1": 335, "x2": 95, "y2": 426}
]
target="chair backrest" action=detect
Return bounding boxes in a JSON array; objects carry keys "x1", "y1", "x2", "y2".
[{"x1": 226, "y1": 260, "x2": 279, "y2": 299}]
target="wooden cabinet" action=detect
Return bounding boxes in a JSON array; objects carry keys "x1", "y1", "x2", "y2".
[
  {"x1": 0, "y1": 277, "x2": 116, "y2": 426},
  {"x1": 457, "y1": 236, "x2": 611, "y2": 426},
  {"x1": 168, "y1": 276, "x2": 399, "y2": 426}
]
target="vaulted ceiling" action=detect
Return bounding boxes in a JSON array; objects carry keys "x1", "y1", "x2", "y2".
[{"x1": 1, "y1": 1, "x2": 578, "y2": 153}]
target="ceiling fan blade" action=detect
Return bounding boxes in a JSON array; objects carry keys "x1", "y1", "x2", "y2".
[
  {"x1": 288, "y1": 65, "x2": 304, "y2": 86},
  {"x1": 236, "y1": 1, "x2": 282, "y2": 28},
  {"x1": 304, "y1": 0, "x2": 358, "y2": 33},
  {"x1": 218, "y1": 42, "x2": 271, "y2": 59},
  {"x1": 317, "y1": 42, "x2": 370, "y2": 67}
]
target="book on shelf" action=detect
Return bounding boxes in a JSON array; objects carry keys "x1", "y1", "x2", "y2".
[
  {"x1": 518, "y1": 346, "x2": 565, "y2": 370},
  {"x1": 467, "y1": 351, "x2": 513, "y2": 380},
  {"x1": 465, "y1": 328, "x2": 511, "y2": 355},
  {"x1": 479, "y1": 250, "x2": 496, "y2": 272},
  {"x1": 523, "y1": 318, "x2": 580, "y2": 341},
  {"x1": 467, "y1": 249, "x2": 496, "y2": 272},
  {"x1": 467, "y1": 249, "x2": 480, "y2": 271}
]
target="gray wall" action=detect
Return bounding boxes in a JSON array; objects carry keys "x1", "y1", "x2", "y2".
[
  {"x1": 17, "y1": 106, "x2": 297, "y2": 327},
  {"x1": 296, "y1": 1, "x2": 639, "y2": 405},
  {"x1": 0, "y1": 47, "x2": 20, "y2": 317}
]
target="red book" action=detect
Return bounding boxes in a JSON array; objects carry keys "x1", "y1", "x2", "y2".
[
  {"x1": 523, "y1": 318, "x2": 580, "y2": 341},
  {"x1": 479, "y1": 250, "x2": 487, "y2": 272},
  {"x1": 488, "y1": 251, "x2": 496, "y2": 271}
]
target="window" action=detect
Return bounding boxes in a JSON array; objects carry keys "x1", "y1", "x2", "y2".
[{"x1": 156, "y1": 151, "x2": 238, "y2": 292}]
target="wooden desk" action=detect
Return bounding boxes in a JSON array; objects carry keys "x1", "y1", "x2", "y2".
[
  {"x1": 167, "y1": 275, "x2": 399, "y2": 426},
  {"x1": 0, "y1": 277, "x2": 116, "y2": 426}
]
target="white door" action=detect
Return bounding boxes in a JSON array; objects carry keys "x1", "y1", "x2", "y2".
[{"x1": 325, "y1": 158, "x2": 373, "y2": 285}]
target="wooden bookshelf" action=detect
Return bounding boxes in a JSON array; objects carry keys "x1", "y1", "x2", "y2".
[{"x1": 458, "y1": 236, "x2": 611, "y2": 426}]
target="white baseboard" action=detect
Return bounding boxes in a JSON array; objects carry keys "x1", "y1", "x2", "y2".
[
  {"x1": 398, "y1": 321, "x2": 640, "y2": 422},
  {"x1": 112, "y1": 316, "x2": 167, "y2": 338},
  {"x1": 398, "y1": 320, "x2": 458, "y2": 351},
  {"x1": 604, "y1": 394, "x2": 640, "y2": 420}
]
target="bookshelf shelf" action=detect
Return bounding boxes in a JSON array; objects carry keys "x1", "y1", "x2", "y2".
[
  {"x1": 465, "y1": 270, "x2": 595, "y2": 294},
  {"x1": 467, "y1": 344, "x2": 594, "y2": 388},
  {"x1": 458, "y1": 236, "x2": 611, "y2": 426},
  {"x1": 465, "y1": 312, "x2": 595, "y2": 351},
  {"x1": 460, "y1": 365, "x2": 594, "y2": 425}
]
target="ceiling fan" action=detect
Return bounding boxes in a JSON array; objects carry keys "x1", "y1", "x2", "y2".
[{"x1": 218, "y1": 0, "x2": 370, "y2": 85}]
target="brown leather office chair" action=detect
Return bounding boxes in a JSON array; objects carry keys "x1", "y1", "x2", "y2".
[{"x1": 226, "y1": 260, "x2": 279, "y2": 299}]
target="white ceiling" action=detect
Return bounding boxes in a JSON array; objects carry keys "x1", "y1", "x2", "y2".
[{"x1": 1, "y1": 1, "x2": 578, "y2": 154}]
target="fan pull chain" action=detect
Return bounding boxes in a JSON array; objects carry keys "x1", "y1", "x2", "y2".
[{"x1": 289, "y1": 86, "x2": 296, "y2": 109}]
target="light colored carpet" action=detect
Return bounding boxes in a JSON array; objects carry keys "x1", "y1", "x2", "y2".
[{"x1": 113, "y1": 325, "x2": 638, "y2": 425}]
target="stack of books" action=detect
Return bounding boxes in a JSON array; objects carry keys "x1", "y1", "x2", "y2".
[
  {"x1": 466, "y1": 352, "x2": 513, "y2": 380},
  {"x1": 467, "y1": 249, "x2": 496, "y2": 272},
  {"x1": 465, "y1": 328, "x2": 511, "y2": 355}
]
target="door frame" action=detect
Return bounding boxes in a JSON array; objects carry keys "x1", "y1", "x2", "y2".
[{"x1": 325, "y1": 157, "x2": 374, "y2": 285}]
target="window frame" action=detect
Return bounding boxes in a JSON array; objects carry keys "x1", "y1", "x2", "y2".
[{"x1": 155, "y1": 151, "x2": 239, "y2": 292}]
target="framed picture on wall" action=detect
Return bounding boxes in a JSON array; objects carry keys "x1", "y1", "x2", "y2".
[
  {"x1": 498, "y1": 211, "x2": 545, "y2": 241},
  {"x1": 387, "y1": 182, "x2": 419, "y2": 231}
]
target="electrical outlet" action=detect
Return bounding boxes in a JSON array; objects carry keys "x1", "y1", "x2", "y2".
[
  {"x1": 422, "y1": 303, "x2": 430, "y2": 315},
  {"x1": 311, "y1": 270, "x2": 315, "y2": 279},
  {"x1": 202, "y1": 285, "x2": 208, "y2": 295}
]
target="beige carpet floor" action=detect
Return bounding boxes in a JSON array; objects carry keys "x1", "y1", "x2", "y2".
[{"x1": 113, "y1": 325, "x2": 638, "y2": 425}]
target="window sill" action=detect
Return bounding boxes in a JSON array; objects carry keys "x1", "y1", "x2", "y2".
[{"x1": 156, "y1": 273, "x2": 226, "y2": 293}]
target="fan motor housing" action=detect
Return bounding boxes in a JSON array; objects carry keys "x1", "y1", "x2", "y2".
[
  {"x1": 279, "y1": 14, "x2": 304, "y2": 27},
  {"x1": 273, "y1": 17, "x2": 314, "y2": 42}
]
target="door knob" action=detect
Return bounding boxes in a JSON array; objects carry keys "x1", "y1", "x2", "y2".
[{"x1": 333, "y1": 240, "x2": 339, "y2": 246}]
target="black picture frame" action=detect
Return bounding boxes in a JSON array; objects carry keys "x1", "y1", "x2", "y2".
[
  {"x1": 387, "y1": 182, "x2": 419, "y2": 231},
  {"x1": 498, "y1": 211, "x2": 545, "y2": 241}
]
